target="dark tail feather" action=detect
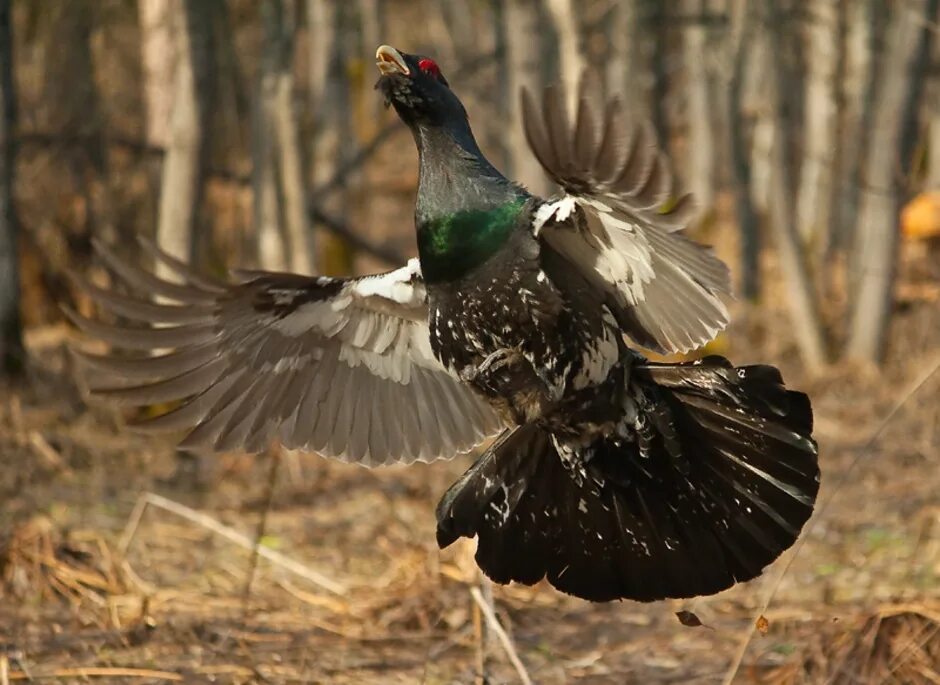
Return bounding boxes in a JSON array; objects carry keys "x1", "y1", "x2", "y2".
[{"x1": 436, "y1": 356, "x2": 820, "y2": 602}]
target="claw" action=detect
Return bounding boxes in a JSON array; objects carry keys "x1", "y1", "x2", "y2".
[{"x1": 460, "y1": 348, "x2": 516, "y2": 383}]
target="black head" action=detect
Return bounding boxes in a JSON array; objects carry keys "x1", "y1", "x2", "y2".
[{"x1": 375, "y1": 45, "x2": 467, "y2": 130}]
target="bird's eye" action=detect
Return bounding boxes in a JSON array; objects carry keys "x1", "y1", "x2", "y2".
[{"x1": 418, "y1": 58, "x2": 441, "y2": 80}]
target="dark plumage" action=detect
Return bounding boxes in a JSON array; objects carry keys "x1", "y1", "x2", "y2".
[{"x1": 69, "y1": 45, "x2": 820, "y2": 603}]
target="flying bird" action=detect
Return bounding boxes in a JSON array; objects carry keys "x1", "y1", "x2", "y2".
[{"x1": 67, "y1": 45, "x2": 819, "y2": 603}]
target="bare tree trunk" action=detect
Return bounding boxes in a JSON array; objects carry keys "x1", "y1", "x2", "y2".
[
  {"x1": 796, "y1": 0, "x2": 838, "y2": 250},
  {"x1": 744, "y1": 28, "x2": 773, "y2": 214},
  {"x1": 682, "y1": 0, "x2": 716, "y2": 217},
  {"x1": 608, "y1": 0, "x2": 648, "y2": 120},
  {"x1": 437, "y1": 0, "x2": 475, "y2": 66},
  {"x1": 44, "y1": 0, "x2": 115, "y2": 245},
  {"x1": 846, "y1": 0, "x2": 936, "y2": 364},
  {"x1": 265, "y1": 0, "x2": 313, "y2": 274},
  {"x1": 308, "y1": 0, "x2": 354, "y2": 274},
  {"x1": 830, "y1": 0, "x2": 874, "y2": 257},
  {"x1": 357, "y1": 0, "x2": 383, "y2": 123},
  {"x1": 155, "y1": 1, "x2": 211, "y2": 277},
  {"x1": 926, "y1": 38, "x2": 940, "y2": 190},
  {"x1": 646, "y1": 1, "x2": 670, "y2": 148},
  {"x1": 726, "y1": 0, "x2": 761, "y2": 300},
  {"x1": 139, "y1": 0, "x2": 176, "y2": 247},
  {"x1": 139, "y1": 0, "x2": 175, "y2": 149},
  {"x1": 545, "y1": 0, "x2": 582, "y2": 114},
  {"x1": 255, "y1": 1, "x2": 285, "y2": 270},
  {"x1": 0, "y1": 0, "x2": 20, "y2": 376},
  {"x1": 252, "y1": 87, "x2": 285, "y2": 271},
  {"x1": 505, "y1": 0, "x2": 550, "y2": 195},
  {"x1": 763, "y1": 0, "x2": 829, "y2": 371}
]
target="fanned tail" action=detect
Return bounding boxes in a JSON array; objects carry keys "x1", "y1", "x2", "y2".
[{"x1": 436, "y1": 356, "x2": 819, "y2": 602}]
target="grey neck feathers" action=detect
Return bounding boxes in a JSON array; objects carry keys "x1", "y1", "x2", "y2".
[{"x1": 413, "y1": 122, "x2": 526, "y2": 224}]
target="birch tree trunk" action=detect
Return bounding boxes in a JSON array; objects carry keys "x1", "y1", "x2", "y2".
[
  {"x1": 505, "y1": 0, "x2": 550, "y2": 195},
  {"x1": 846, "y1": 0, "x2": 937, "y2": 363},
  {"x1": 647, "y1": 1, "x2": 669, "y2": 148},
  {"x1": 308, "y1": 0, "x2": 353, "y2": 274},
  {"x1": 266, "y1": 0, "x2": 313, "y2": 274},
  {"x1": 682, "y1": 0, "x2": 716, "y2": 217},
  {"x1": 139, "y1": 0, "x2": 175, "y2": 149},
  {"x1": 545, "y1": 0, "x2": 582, "y2": 115},
  {"x1": 726, "y1": 0, "x2": 761, "y2": 299},
  {"x1": 0, "y1": 0, "x2": 20, "y2": 375},
  {"x1": 796, "y1": 0, "x2": 838, "y2": 250},
  {"x1": 830, "y1": 0, "x2": 875, "y2": 255},
  {"x1": 608, "y1": 0, "x2": 649, "y2": 122},
  {"x1": 745, "y1": 28, "x2": 773, "y2": 214},
  {"x1": 763, "y1": 0, "x2": 829, "y2": 370},
  {"x1": 255, "y1": 0, "x2": 286, "y2": 271},
  {"x1": 926, "y1": 38, "x2": 940, "y2": 190},
  {"x1": 155, "y1": 1, "x2": 210, "y2": 277},
  {"x1": 44, "y1": 0, "x2": 115, "y2": 244}
]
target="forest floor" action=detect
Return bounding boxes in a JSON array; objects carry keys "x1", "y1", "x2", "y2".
[{"x1": 2, "y1": 255, "x2": 940, "y2": 684}]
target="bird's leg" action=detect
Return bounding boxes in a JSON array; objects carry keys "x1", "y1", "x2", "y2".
[{"x1": 459, "y1": 347, "x2": 516, "y2": 383}]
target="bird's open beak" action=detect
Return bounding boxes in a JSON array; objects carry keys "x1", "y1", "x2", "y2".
[{"x1": 376, "y1": 45, "x2": 409, "y2": 76}]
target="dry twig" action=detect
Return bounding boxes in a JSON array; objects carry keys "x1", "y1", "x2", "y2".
[
  {"x1": 722, "y1": 354, "x2": 940, "y2": 684},
  {"x1": 119, "y1": 491, "x2": 347, "y2": 595},
  {"x1": 469, "y1": 586, "x2": 532, "y2": 685},
  {"x1": 6, "y1": 666, "x2": 183, "y2": 681}
]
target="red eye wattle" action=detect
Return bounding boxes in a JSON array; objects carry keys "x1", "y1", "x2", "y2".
[{"x1": 418, "y1": 58, "x2": 441, "y2": 79}]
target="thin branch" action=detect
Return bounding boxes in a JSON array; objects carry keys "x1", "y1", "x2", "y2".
[
  {"x1": 469, "y1": 586, "x2": 533, "y2": 685},
  {"x1": 243, "y1": 445, "x2": 282, "y2": 610},
  {"x1": 5, "y1": 667, "x2": 183, "y2": 682},
  {"x1": 721, "y1": 353, "x2": 940, "y2": 684},
  {"x1": 120, "y1": 491, "x2": 347, "y2": 595}
]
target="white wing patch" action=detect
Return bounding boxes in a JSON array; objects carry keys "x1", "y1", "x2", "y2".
[
  {"x1": 572, "y1": 306, "x2": 620, "y2": 390},
  {"x1": 70, "y1": 244, "x2": 505, "y2": 468}
]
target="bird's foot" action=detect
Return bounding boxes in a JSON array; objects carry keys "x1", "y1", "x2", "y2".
[{"x1": 459, "y1": 348, "x2": 516, "y2": 383}]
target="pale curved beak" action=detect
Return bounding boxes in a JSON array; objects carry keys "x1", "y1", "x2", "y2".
[{"x1": 376, "y1": 45, "x2": 409, "y2": 76}]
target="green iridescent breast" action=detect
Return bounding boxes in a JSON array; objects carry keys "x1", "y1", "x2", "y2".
[{"x1": 417, "y1": 198, "x2": 527, "y2": 284}]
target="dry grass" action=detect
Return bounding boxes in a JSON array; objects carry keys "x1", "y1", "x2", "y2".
[{"x1": 1, "y1": 247, "x2": 939, "y2": 683}]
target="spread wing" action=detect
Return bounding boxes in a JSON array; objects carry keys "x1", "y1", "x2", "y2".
[
  {"x1": 522, "y1": 76, "x2": 731, "y2": 354},
  {"x1": 67, "y1": 240, "x2": 503, "y2": 466}
]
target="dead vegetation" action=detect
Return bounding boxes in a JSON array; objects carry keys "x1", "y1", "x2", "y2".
[{"x1": 1, "y1": 274, "x2": 938, "y2": 683}]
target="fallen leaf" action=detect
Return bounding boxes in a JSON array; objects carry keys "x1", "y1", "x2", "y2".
[
  {"x1": 756, "y1": 614, "x2": 770, "y2": 635},
  {"x1": 676, "y1": 610, "x2": 703, "y2": 628}
]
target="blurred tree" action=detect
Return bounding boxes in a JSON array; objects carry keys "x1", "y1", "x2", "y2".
[
  {"x1": 437, "y1": 0, "x2": 475, "y2": 66},
  {"x1": 829, "y1": 0, "x2": 876, "y2": 259},
  {"x1": 266, "y1": 0, "x2": 313, "y2": 274},
  {"x1": 764, "y1": 0, "x2": 829, "y2": 370},
  {"x1": 356, "y1": 0, "x2": 384, "y2": 125},
  {"x1": 927, "y1": 37, "x2": 940, "y2": 191},
  {"x1": 0, "y1": 0, "x2": 20, "y2": 376},
  {"x1": 607, "y1": 0, "x2": 648, "y2": 123},
  {"x1": 504, "y1": 0, "x2": 550, "y2": 195},
  {"x1": 646, "y1": 1, "x2": 670, "y2": 148},
  {"x1": 139, "y1": 0, "x2": 175, "y2": 253},
  {"x1": 726, "y1": 0, "x2": 761, "y2": 299},
  {"x1": 308, "y1": 0, "x2": 354, "y2": 275},
  {"x1": 744, "y1": 25, "x2": 772, "y2": 216},
  {"x1": 139, "y1": 0, "x2": 175, "y2": 152},
  {"x1": 796, "y1": 0, "x2": 838, "y2": 252},
  {"x1": 846, "y1": 0, "x2": 937, "y2": 363},
  {"x1": 545, "y1": 0, "x2": 583, "y2": 114},
  {"x1": 152, "y1": 0, "x2": 213, "y2": 278},
  {"x1": 682, "y1": 0, "x2": 717, "y2": 219},
  {"x1": 43, "y1": 0, "x2": 115, "y2": 244},
  {"x1": 254, "y1": 7, "x2": 286, "y2": 272}
]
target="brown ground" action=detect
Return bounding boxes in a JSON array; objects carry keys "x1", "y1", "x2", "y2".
[{"x1": 1, "y1": 247, "x2": 939, "y2": 684}]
